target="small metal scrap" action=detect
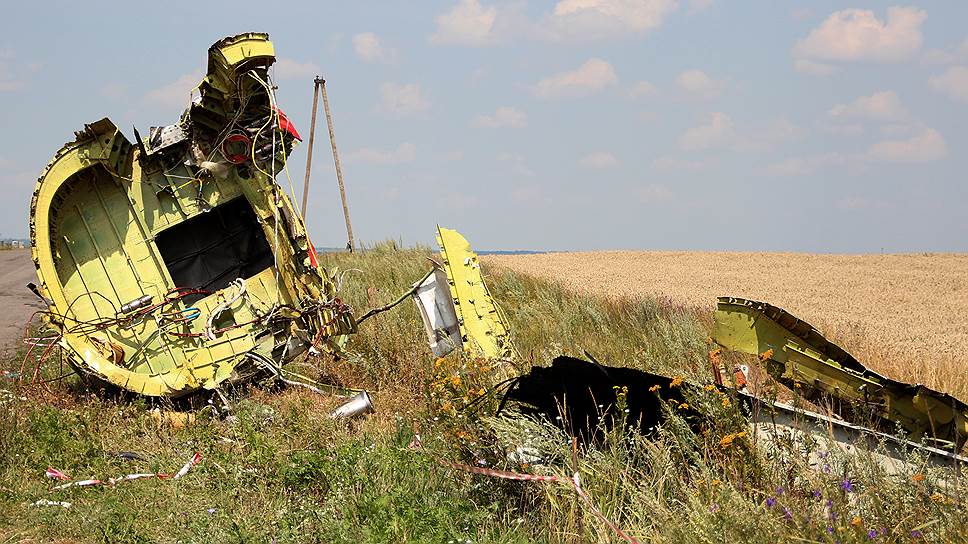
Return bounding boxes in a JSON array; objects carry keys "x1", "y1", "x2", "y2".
[{"x1": 330, "y1": 391, "x2": 374, "y2": 420}]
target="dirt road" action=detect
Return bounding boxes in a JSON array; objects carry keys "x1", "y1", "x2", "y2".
[{"x1": 0, "y1": 249, "x2": 44, "y2": 357}]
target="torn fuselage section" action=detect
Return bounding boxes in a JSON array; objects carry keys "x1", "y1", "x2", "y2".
[
  {"x1": 28, "y1": 33, "x2": 355, "y2": 398},
  {"x1": 713, "y1": 297, "x2": 968, "y2": 451}
]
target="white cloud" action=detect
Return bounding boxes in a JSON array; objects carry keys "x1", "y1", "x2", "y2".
[
  {"x1": 353, "y1": 32, "x2": 396, "y2": 63},
  {"x1": 679, "y1": 112, "x2": 735, "y2": 151},
  {"x1": 544, "y1": 0, "x2": 678, "y2": 40},
  {"x1": 497, "y1": 152, "x2": 536, "y2": 177},
  {"x1": 636, "y1": 183, "x2": 672, "y2": 202},
  {"x1": 929, "y1": 66, "x2": 968, "y2": 102},
  {"x1": 793, "y1": 7, "x2": 927, "y2": 62},
  {"x1": 578, "y1": 151, "x2": 618, "y2": 169},
  {"x1": 144, "y1": 70, "x2": 203, "y2": 108},
  {"x1": 680, "y1": 114, "x2": 799, "y2": 152},
  {"x1": 378, "y1": 83, "x2": 431, "y2": 117},
  {"x1": 866, "y1": 126, "x2": 947, "y2": 163},
  {"x1": 345, "y1": 143, "x2": 417, "y2": 165},
  {"x1": 828, "y1": 90, "x2": 908, "y2": 121},
  {"x1": 273, "y1": 58, "x2": 320, "y2": 80},
  {"x1": 767, "y1": 126, "x2": 946, "y2": 174},
  {"x1": 471, "y1": 106, "x2": 527, "y2": 128},
  {"x1": 533, "y1": 58, "x2": 617, "y2": 98},
  {"x1": 675, "y1": 69, "x2": 721, "y2": 96},
  {"x1": 628, "y1": 80, "x2": 656, "y2": 98},
  {"x1": 430, "y1": 0, "x2": 678, "y2": 45},
  {"x1": 431, "y1": 0, "x2": 499, "y2": 46},
  {"x1": 794, "y1": 59, "x2": 838, "y2": 76}
]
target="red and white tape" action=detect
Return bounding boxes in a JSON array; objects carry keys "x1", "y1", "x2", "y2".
[
  {"x1": 410, "y1": 434, "x2": 639, "y2": 544},
  {"x1": 45, "y1": 452, "x2": 202, "y2": 491}
]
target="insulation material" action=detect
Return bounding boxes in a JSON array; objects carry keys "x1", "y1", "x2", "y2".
[{"x1": 412, "y1": 268, "x2": 461, "y2": 357}]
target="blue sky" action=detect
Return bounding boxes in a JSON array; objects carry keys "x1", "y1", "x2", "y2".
[{"x1": 1, "y1": 1, "x2": 966, "y2": 252}]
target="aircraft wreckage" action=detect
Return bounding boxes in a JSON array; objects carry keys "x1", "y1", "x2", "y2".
[
  {"x1": 24, "y1": 33, "x2": 968, "y2": 476},
  {"x1": 28, "y1": 33, "x2": 353, "y2": 397}
]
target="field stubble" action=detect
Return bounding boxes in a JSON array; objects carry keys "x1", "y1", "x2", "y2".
[{"x1": 484, "y1": 251, "x2": 968, "y2": 400}]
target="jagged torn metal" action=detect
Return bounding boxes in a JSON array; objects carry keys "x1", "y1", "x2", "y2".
[{"x1": 713, "y1": 296, "x2": 968, "y2": 451}]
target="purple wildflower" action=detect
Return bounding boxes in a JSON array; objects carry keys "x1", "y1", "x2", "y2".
[
  {"x1": 823, "y1": 464, "x2": 832, "y2": 474},
  {"x1": 766, "y1": 497, "x2": 777, "y2": 508},
  {"x1": 867, "y1": 529, "x2": 877, "y2": 539},
  {"x1": 776, "y1": 486, "x2": 785, "y2": 496},
  {"x1": 911, "y1": 530, "x2": 923, "y2": 538},
  {"x1": 827, "y1": 526, "x2": 835, "y2": 534},
  {"x1": 813, "y1": 489, "x2": 822, "y2": 499},
  {"x1": 841, "y1": 478, "x2": 855, "y2": 492},
  {"x1": 783, "y1": 507, "x2": 793, "y2": 521},
  {"x1": 709, "y1": 503, "x2": 719, "y2": 513}
]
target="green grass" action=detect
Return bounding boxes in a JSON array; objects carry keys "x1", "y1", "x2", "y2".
[{"x1": 1, "y1": 243, "x2": 964, "y2": 542}]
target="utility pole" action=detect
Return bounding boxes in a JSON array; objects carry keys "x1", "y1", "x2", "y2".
[
  {"x1": 320, "y1": 78, "x2": 355, "y2": 253},
  {"x1": 300, "y1": 77, "x2": 322, "y2": 220}
]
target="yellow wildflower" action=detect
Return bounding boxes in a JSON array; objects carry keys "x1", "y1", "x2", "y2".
[
  {"x1": 912, "y1": 473, "x2": 925, "y2": 483},
  {"x1": 720, "y1": 434, "x2": 736, "y2": 448},
  {"x1": 758, "y1": 348, "x2": 774, "y2": 362},
  {"x1": 930, "y1": 493, "x2": 945, "y2": 503},
  {"x1": 449, "y1": 374, "x2": 462, "y2": 387},
  {"x1": 850, "y1": 517, "x2": 862, "y2": 527},
  {"x1": 704, "y1": 384, "x2": 717, "y2": 392},
  {"x1": 721, "y1": 397, "x2": 731, "y2": 408},
  {"x1": 711, "y1": 479, "x2": 721, "y2": 486},
  {"x1": 670, "y1": 376, "x2": 684, "y2": 388},
  {"x1": 678, "y1": 402, "x2": 689, "y2": 410},
  {"x1": 648, "y1": 384, "x2": 661, "y2": 393}
]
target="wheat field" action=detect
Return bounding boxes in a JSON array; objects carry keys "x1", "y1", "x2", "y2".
[{"x1": 484, "y1": 251, "x2": 968, "y2": 400}]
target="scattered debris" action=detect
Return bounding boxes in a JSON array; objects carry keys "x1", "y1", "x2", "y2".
[
  {"x1": 31, "y1": 499, "x2": 71, "y2": 509},
  {"x1": 330, "y1": 390, "x2": 375, "y2": 420},
  {"x1": 46, "y1": 452, "x2": 201, "y2": 492},
  {"x1": 104, "y1": 451, "x2": 146, "y2": 462}
]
